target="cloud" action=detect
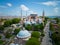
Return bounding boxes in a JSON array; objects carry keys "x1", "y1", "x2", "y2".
[
  {"x1": 0, "y1": 3, "x2": 12, "y2": 8},
  {"x1": 54, "y1": 7, "x2": 59, "y2": 13},
  {"x1": 20, "y1": 4, "x2": 37, "y2": 14},
  {"x1": 33, "y1": 1, "x2": 60, "y2": 6},
  {"x1": 41, "y1": 1, "x2": 57, "y2": 6},
  {"x1": 7, "y1": 3, "x2": 12, "y2": 7},
  {"x1": 20, "y1": 4, "x2": 29, "y2": 11}
]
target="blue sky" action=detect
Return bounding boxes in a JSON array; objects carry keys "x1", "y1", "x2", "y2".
[{"x1": 0, "y1": 0, "x2": 60, "y2": 16}]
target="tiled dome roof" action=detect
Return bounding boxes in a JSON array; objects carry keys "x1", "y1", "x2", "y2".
[{"x1": 17, "y1": 29, "x2": 31, "y2": 38}]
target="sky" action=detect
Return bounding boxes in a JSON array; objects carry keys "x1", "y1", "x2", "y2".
[{"x1": 0, "y1": 0, "x2": 60, "y2": 16}]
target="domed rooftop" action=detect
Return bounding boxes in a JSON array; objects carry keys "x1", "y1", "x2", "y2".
[
  {"x1": 24, "y1": 20, "x2": 31, "y2": 25},
  {"x1": 31, "y1": 20, "x2": 36, "y2": 24},
  {"x1": 17, "y1": 28, "x2": 31, "y2": 38},
  {"x1": 39, "y1": 18, "x2": 43, "y2": 23}
]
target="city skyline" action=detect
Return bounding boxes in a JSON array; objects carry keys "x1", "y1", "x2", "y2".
[{"x1": 0, "y1": 0, "x2": 60, "y2": 16}]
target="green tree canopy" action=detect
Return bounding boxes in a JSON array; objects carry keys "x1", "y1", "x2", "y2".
[
  {"x1": 50, "y1": 23, "x2": 54, "y2": 31},
  {"x1": 25, "y1": 24, "x2": 32, "y2": 31},
  {"x1": 12, "y1": 18, "x2": 20, "y2": 24},
  {"x1": 54, "y1": 18, "x2": 60, "y2": 24},
  {"x1": 52, "y1": 32, "x2": 60, "y2": 45},
  {"x1": 5, "y1": 33, "x2": 12, "y2": 38},
  {"x1": 0, "y1": 26, "x2": 4, "y2": 31},
  {"x1": 0, "y1": 40, "x2": 4, "y2": 44},
  {"x1": 0, "y1": 36, "x2": 2, "y2": 39},
  {"x1": 4, "y1": 20, "x2": 12, "y2": 27},
  {"x1": 26, "y1": 37, "x2": 40, "y2": 45},
  {"x1": 14, "y1": 28, "x2": 20, "y2": 35},
  {"x1": 31, "y1": 31, "x2": 40, "y2": 38}
]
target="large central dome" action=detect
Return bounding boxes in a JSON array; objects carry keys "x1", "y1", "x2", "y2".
[{"x1": 17, "y1": 29, "x2": 31, "y2": 38}]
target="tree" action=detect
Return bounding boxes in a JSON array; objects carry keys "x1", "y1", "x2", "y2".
[
  {"x1": 50, "y1": 23, "x2": 54, "y2": 31},
  {"x1": 5, "y1": 33, "x2": 12, "y2": 38},
  {"x1": 14, "y1": 28, "x2": 20, "y2": 35},
  {"x1": 4, "y1": 20, "x2": 12, "y2": 27},
  {"x1": 33, "y1": 23, "x2": 44, "y2": 31},
  {"x1": 25, "y1": 24, "x2": 32, "y2": 31},
  {"x1": 40, "y1": 32, "x2": 45, "y2": 37},
  {"x1": 45, "y1": 17, "x2": 49, "y2": 21},
  {"x1": 52, "y1": 32, "x2": 60, "y2": 45},
  {"x1": 33, "y1": 24, "x2": 39, "y2": 31},
  {"x1": 0, "y1": 40, "x2": 4, "y2": 44},
  {"x1": 31, "y1": 31, "x2": 40, "y2": 38},
  {"x1": 0, "y1": 36, "x2": 2, "y2": 39},
  {"x1": 12, "y1": 18, "x2": 20, "y2": 24},
  {"x1": 54, "y1": 18, "x2": 59, "y2": 24},
  {"x1": 39, "y1": 23, "x2": 44, "y2": 30},
  {"x1": 26, "y1": 37, "x2": 40, "y2": 45},
  {"x1": 0, "y1": 26, "x2": 4, "y2": 31}
]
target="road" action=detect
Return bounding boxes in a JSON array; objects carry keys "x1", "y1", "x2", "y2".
[{"x1": 41, "y1": 21, "x2": 53, "y2": 45}]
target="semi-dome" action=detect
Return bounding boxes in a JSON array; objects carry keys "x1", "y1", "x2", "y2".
[
  {"x1": 39, "y1": 18, "x2": 43, "y2": 23},
  {"x1": 17, "y1": 28, "x2": 31, "y2": 38},
  {"x1": 31, "y1": 20, "x2": 36, "y2": 24},
  {"x1": 24, "y1": 20, "x2": 31, "y2": 25}
]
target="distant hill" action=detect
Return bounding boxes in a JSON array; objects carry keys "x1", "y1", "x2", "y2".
[{"x1": 0, "y1": 16, "x2": 21, "y2": 19}]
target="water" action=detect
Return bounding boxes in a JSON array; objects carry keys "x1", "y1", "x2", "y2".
[{"x1": 46, "y1": 16, "x2": 60, "y2": 18}]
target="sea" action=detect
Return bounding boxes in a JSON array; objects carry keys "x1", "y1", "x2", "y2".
[{"x1": 46, "y1": 16, "x2": 60, "y2": 18}]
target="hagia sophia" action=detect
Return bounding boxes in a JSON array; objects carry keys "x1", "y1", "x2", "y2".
[
  {"x1": 10, "y1": 10, "x2": 45, "y2": 45},
  {"x1": 21, "y1": 10, "x2": 45, "y2": 25}
]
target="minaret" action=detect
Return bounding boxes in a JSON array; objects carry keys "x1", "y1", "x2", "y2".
[
  {"x1": 42, "y1": 10, "x2": 45, "y2": 26},
  {"x1": 26, "y1": 11, "x2": 27, "y2": 17},
  {"x1": 42, "y1": 10, "x2": 45, "y2": 19},
  {"x1": 21, "y1": 9, "x2": 22, "y2": 18},
  {"x1": 20, "y1": 9, "x2": 24, "y2": 29}
]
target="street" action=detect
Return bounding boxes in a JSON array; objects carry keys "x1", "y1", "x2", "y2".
[{"x1": 41, "y1": 21, "x2": 52, "y2": 45}]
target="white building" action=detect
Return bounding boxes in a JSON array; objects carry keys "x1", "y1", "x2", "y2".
[{"x1": 17, "y1": 28, "x2": 31, "y2": 40}]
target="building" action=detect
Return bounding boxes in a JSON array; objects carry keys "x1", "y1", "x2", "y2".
[
  {"x1": 42, "y1": 10, "x2": 45, "y2": 26},
  {"x1": 10, "y1": 28, "x2": 31, "y2": 45},
  {"x1": 23, "y1": 11, "x2": 45, "y2": 25},
  {"x1": 17, "y1": 28, "x2": 31, "y2": 39}
]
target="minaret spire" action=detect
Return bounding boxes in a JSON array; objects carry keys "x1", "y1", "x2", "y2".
[
  {"x1": 20, "y1": 8, "x2": 23, "y2": 29},
  {"x1": 42, "y1": 10, "x2": 45, "y2": 26},
  {"x1": 42, "y1": 10, "x2": 45, "y2": 18},
  {"x1": 21, "y1": 9, "x2": 22, "y2": 18},
  {"x1": 26, "y1": 11, "x2": 27, "y2": 17}
]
